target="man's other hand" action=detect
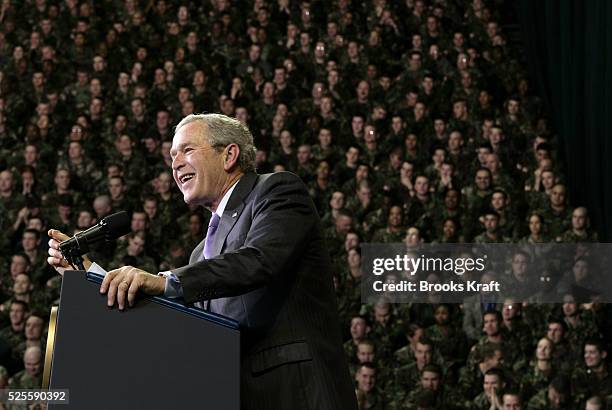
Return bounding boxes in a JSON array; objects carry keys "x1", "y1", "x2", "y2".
[
  {"x1": 101, "y1": 266, "x2": 166, "y2": 310},
  {"x1": 47, "y1": 229, "x2": 92, "y2": 275}
]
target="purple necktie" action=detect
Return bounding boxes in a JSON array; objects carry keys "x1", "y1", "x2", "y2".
[{"x1": 203, "y1": 213, "x2": 220, "y2": 259}]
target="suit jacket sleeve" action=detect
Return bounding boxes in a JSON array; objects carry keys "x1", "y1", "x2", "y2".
[{"x1": 172, "y1": 173, "x2": 318, "y2": 304}]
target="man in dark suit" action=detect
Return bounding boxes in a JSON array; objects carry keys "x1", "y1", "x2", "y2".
[{"x1": 48, "y1": 113, "x2": 357, "y2": 409}]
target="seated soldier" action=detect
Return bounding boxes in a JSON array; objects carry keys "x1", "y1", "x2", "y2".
[
  {"x1": 8, "y1": 346, "x2": 43, "y2": 389},
  {"x1": 355, "y1": 362, "x2": 387, "y2": 410},
  {"x1": 527, "y1": 375, "x2": 571, "y2": 410},
  {"x1": 472, "y1": 368, "x2": 505, "y2": 410},
  {"x1": 401, "y1": 364, "x2": 462, "y2": 410}
]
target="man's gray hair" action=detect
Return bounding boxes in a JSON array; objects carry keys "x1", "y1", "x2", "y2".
[{"x1": 175, "y1": 113, "x2": 257, "y2": 173}]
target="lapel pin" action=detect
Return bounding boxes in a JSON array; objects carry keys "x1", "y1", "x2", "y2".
[{"x1": 232, "y1": 212, "x2": 238, "y2": 218}]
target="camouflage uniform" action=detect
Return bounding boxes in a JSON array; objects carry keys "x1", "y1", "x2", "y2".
[
  {"x1": 558, "y1": 229, "x2": 599, "y2": 243},
  {"x1": 8, "y1": 370, "x2": 41, "y2": 389},
  {"x1": 571, "y1": 365, "x2": 612, "y2": 406}
]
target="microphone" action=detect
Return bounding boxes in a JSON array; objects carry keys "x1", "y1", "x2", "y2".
[{"x1": 60, "y1": 211, "x2": 131, "y2": 257}]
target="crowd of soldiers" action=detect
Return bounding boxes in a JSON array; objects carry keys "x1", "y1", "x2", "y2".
[{"x1": 0, "y1": 0, "x2": 608, "y2": 409}]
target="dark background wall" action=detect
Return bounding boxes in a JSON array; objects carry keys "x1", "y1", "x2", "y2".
[{"x1": 517, "y1": 0, "x2": 612, "y2": 241}]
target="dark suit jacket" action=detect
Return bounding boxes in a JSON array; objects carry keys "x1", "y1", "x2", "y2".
[{"x1": 172, "y1": 172, "x2": 357, "y2": 410}]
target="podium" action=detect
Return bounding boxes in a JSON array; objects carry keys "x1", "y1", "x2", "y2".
[{"x1": 46, "y1": 271, "x2": 240, "y2": 409}]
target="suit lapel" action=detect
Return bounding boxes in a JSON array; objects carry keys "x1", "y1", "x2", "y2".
[{"x1": 210, "y1": 172, "x2": 259, "y2": 258}]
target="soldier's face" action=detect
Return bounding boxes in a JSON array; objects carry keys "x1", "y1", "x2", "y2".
[
  {"x1": 356, "y1": 368, "x2": 376, "y2": 392},
  {"x1": 483, "y1": 374, "x2": 501, "y2": 397},
  {"x1": 572, "y1": 208, "x2": 587, "y2": 229},
  {"x1": 374, "y1": 306, "x2": 390, "y2": 326},
  {"x1": 25, "y1": 317, "x2": 44, "y2": 340},
  {"x1": 9, "y1": 304, "x2": 25, "y2": 326},
  {"x1": 475, "y1": 171, "x2": 490, "y2": 190},
  {"x1": 550, "y1": 186, "x2": 566, "y2": 206},
  {"x1": 415, "y1": 343, "x2": 432, "y2": 366},
  {"x1": 547, "y1": 387, "x2": 565, "y2": 407},
  {"x1": 357, "y1": 345, "x2": 374, "y2": 363},
  {"x1": 350, "y1": 318, "x2": 367, "y2": 339},
  {"x1": 24, "y1": 352, "x2": 42, "y2": 377},
  {"x1": 483, "y1": 314, "x2": 499, "y2": 336},
  {"x1": 502, "y1": 395, "x2": 522, "y2": 410},
  {"x1": 434, "y1": 306, "x2": 449, "y2": 324},
  {"x1": 546, "y1": 324, "x2": 563, "y2": 344},
  {"x1": 584, "y1": 345, "x2": 605, "y2": 368},
  {"x1": 421, "y1": 371, "x2": 440, "y2": 391}
]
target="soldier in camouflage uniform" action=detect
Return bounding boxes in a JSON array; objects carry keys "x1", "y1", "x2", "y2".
[
  {"x1": 558, "y1": 207, "x2": 599, "y2": 243},
  {"x1": 535, "y1": 184, "x2": 572, "y2": 240},
  {"x1": 458, "y1": 343, "x2": 504, "y2": 400},
  {"x1": 0, "y1": 301, "x2": 27, "y2": 355},
  {"x1": 471, "y1": 368, "x2": 505, "y2": 410},
  {"x1": 8, "y1": 346, "x2": 42, "y2": 390},
  {"x1": 393, "y1": 338, "x2": 438, "y2": 406},
  {"x1": 345, "y1": 315, "x2": 371, "y2": 366},
  {"x1": 467, "y1": 311, "x2": 522, "y2": 371},
  {"x1": 371, "y1": 205, "x2": 405, "y2": 243},
  {"x1": 571, "y1": 339, "x2": 612, "y2": 406},
  {"x1": 425, "y1": 304, "x2": 467, "y2": 367},
  {"x1": 527, "y1": 376, "x2": 572, "y2": 410},
  {"x1": 561, "y1": 293, "x2": 600, "y2": 365},
  {"x1": 473, "y1": 210, "x2": 511, "y2": 244},
  {"x1": 398, "y1": 364, "x2": 463, "y2": 410},
  {"x1": 355, "y1": 362, "x2": 389, "y2": 410},
  {"x1": 517, "y1": 337, "x2": 557, "y2": 403}
]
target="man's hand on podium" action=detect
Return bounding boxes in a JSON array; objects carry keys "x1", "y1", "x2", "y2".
[
  {"x1": 100, "y1": 266, "x2": 166, "y2": 310},
  {"x1": 47, "y1": 229, "x2": 92, "y2": 275}
]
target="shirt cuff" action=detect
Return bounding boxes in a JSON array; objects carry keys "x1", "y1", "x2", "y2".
[{"x1": 158, "y1": 271, "x2": 184, "y2": 298}]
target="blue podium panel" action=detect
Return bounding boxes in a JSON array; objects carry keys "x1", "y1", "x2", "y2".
[{"x1": 49, "y1": 271, "x2": 240, "y2": 410}]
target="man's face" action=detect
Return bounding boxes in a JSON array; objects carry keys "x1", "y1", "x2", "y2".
[
  {"x1": 502, "y1": 301, "x2": 519, "y2": 321},
  {"x1": 131, "y1": 213, "x2": 147, "y2": 232},
  {"x1": 9, "y1": 304, "x2": 26, "y2": 326},
  {"x1": 128, "y1": 235, "x2": 145, "y2": 255},
  {"x1": 572, "y1": 208, "x2": 587, "y2": 230},
  {"x1": 0, "y1": 171, "x2": 14, "y2": 192},
  {"x1": 108, "y1": 178, "x2": 124, "y2": 199},
  {"x1": 584, "y1": 344, "x2": 605, "y2": 369},
  {"x1": 297, "y1": 146, "x2": 311, "y2": 164},
  {"x1": 335, "y1": 215, "x2": 352, "y2": 236},
  {"x1": 357, "y1": 344, "x2": 375, "y2": 363},
  {"x1": 350, "y1": 318, "x2": 367, "y2": 340},
  {"x1": 421, "y1": 371, "x2": 440, "y2": 391},
  {"x1": 55, "y1": 170, "x2": 70, "y2": 190},
  {"x1": 483, "y1": 313, "x2": 499, "y2": 336},
  {"x1": 22, "y1": 233, "x2": 38, "y2": 251},
  {"x1": 78, "y1": 211, "x2": 94, "y2": 229},
  {"x1": 24, "y1": 351, "x2": 42, "y2": 378},
  {"x1": 374, "y1": 305, "x2": 390, "y2": 326},
  {"x1": 330, "y1": 192, "x2": 344, "y2": 209},
  {"x1": 483, "y1": 374, "x2": 501, "y2": 397},
  {"x1": 550, "y1": 185, "x2": 566, "y2": 207},
  {"x1": 13, "y1": 274, "x2": 31, "y2": 295},
  {"x1": 25, "y1": 316, "x2": 44, "y2": 340},
  {"x1": 445, "y1": 190, "x2": 459, "y2": 209},
  {"x1": 546, "y1": 324, "x2": 564, "y2": 344},
  {"x1": 171, "y1": 121, "x2": 226, "y2": 207},
  {"x1": 483, "y1": 214, "x2": 499, "y2": 233},
  {"x1": 414, "y1": 176, "x2": 429, "y2": 196},
  {"x1": 11, "y1": 256, "x2": 28, "y2": 276},
  {"x1": 511, "y1": 254, "x2": 528, "y2": 279},
  {"x1": 475, "y1": 170, "x2": 490, "y2": 190},
  {"x1": 144, "y1": 200, "x2": 157, "y2": 219},
  {"x1": 547, "y1": 387, "x2": 565, "y2": 408},
  {"x1": 415, "y1": 342, "x2": 432, "y2": 366},
  {"x1": 356, "y1": 367, "x2": 376, "y2": 392}
]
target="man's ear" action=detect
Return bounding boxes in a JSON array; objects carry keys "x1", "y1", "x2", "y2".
[{"x1": 223, "y1": 143, "x2": 241, "y2": 171}]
